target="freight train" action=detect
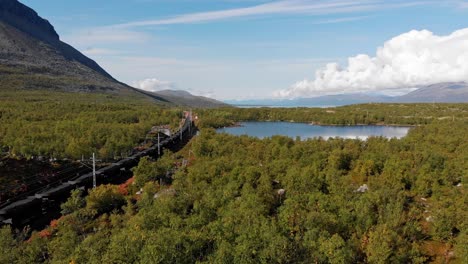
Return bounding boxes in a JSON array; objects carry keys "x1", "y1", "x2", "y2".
[{"x1": 0, "y1": 117, "x2": 194, "y2": 228}]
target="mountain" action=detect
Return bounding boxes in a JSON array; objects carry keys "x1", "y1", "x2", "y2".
[
  {"x1": 286, "y1": 94, "x2": 390, "y2": 107},
  {"x1": 398, "y1": 82, "x2": 468, "y2": 103},
  {"x1": 226, "y1": 94, "x2": 392, "y2": 108},
  {"x1": 0, "y1": 0, "x2": 227, "y2": 108},
  {"x1": 228, "y1": 83, "x2": 468, "y2": 107},
  {"x1": 153, "y1": 90, "x2": 228, "y2": 108},
  {"x1": 0, "y1": 0, "x2": 135, "y2": 94}
]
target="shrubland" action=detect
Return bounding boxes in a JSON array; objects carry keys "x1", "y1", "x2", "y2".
[{"x1": 1, "y1": 101, "x2": 467, "y2": 263}]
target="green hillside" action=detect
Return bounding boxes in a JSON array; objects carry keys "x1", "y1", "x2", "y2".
[
  {"x1": 1, "y1": 104, "x2": 466, "y2": 263},
  {"x1": 0, "y1": 89, "x2": 181, "y2": 160}
]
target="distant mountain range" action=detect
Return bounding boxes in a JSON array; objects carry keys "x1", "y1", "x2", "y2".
[
  {"x1": 397, "y1": 82, "x2": 468, "y2": 103},
  {"x1": 0, "y1": 0, "x2": 226, "y2": 108},
  {"x1": 153, "y1": 90, "x2": 228, "y2": 108},
  {"x1": 227, "y1": 82, "x2": 468, "y2": 107},
  {"x1": 133, "y1": 88, "x2": 228, "y2": 108}
]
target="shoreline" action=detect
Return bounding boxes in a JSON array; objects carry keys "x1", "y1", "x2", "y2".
[{"x1": 223, "y1": 120, "x2": 418, "y2": 128}]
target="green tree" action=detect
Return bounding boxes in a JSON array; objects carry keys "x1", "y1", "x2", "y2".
[
  {"x1": 0, "y1": 226, "x2": 18, "y2": 263},
  {"x1": 319, "y1": 234, "x2": 352, "y2": 264},
  {"x1": 365, "y1": 224, "x2": 396, "y2": 264},
  {"x1": 133, "y1": 153, "x2": 174, "y2": 188},
  {"x1": 86, "y1": 185, "x2": 126, "y2": 215},
  {"x1": 61, "y1": 188, "x2": 85, "y2": 215}
]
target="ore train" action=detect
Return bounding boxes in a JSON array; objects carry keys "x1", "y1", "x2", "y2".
[{"x1": 0, "y1": 117, "x2": 195, "y2": 228}]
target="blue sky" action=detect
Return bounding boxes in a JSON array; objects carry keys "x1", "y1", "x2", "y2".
[{"x1": 21, "y1": 0, "x2": 468, "y2": 99}]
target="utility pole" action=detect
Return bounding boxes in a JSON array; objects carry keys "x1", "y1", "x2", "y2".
[
  {"x1": 181, "y1": 111, "x2": 184, "y2": 140},
  {"x1": 92, "y1": 152, "x2": 96, "y2": 189},
  {"x1": 189, "y1": 109, "x2": 192, "y2": 135},
  {"x1": 180, "y1": 128, "x2": 183, "y2": 141},
  {"x1": 158, "y1": 132, "x2": 161, "y2": 156}
]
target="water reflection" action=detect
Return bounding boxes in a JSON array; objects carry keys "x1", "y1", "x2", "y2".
[{"x1": 217, "y1": 122, "x2": 410, "y2": 140}]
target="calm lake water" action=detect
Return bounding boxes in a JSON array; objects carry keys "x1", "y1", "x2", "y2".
[{"x1": 217, "y1": 122, "x2": 411, "y2": 140}]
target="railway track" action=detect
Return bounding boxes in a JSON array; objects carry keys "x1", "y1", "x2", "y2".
[{"x1": 0, "y1": 117, "x2": 195, "y2": 228}]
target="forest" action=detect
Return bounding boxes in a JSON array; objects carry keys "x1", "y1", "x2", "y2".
[
  {"x1": 0, "y1": 100, "x2": 467, "y2": 263},
  {"x1": 0, "y1": 89, "x2": 183, "y2": 160},
  {"x1": 0, "y1": 89, "x2": 186, "y2": 203},
  {"x1": 196, "y1": 103, "x2": 467, "y2": 128}
]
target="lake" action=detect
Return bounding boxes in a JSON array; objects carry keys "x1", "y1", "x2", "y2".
[{"x1": 217, "y1": 122, "x2": 411, "y2": 140}]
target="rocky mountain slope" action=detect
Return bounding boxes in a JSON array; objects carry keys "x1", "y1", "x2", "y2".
[
  {"x1": 0, "y1": 0, "x2": 133, "y2": 93},
  {"x1": 398, "y1": 82, "x2": 468, "y2": 103},
  {"x1": 153, "y1": 90, "x2": 228, "y2": 108},
  {"x1": 0, "y1": 0, "x2": 227, "y2": 107}
]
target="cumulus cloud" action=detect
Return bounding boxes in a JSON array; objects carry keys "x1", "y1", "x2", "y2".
[
  {"x1": 275, "y1": 28, "x2": 468, "y2": 98},
  {"x1": 132, "y1": 78, "x2": 174, "y2": 92}
]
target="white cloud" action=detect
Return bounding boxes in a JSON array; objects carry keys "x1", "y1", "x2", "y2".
[
  {"x1": 312, "y1": 15, "x2": 370, "y2": 25},
  {"x1": 274, "y1": 28, "x2": 468, "y2": 98},
  {"x1": 132, "y1": 78, "x2": 174, "y2": 92},
  {"x1": 131, "y1": 77, "x2": 216, "y2": 98},
  {"x1": 95, "y1": 54, "x2": 345, "y2": 100},
  {"x1": 459, "y1": 1, "x2": 468, "y2": 8},
  {"x1": 82, "y1": 48, "x2": 117, "y2": 56},
  {"x1": 185, "y1": 89, "x2": 216, "y2": 98},
  {"x1": 63, "y1": 27, "x2": 150, "y2": 47},
  {"x1": 112, "y1": 0, "x2": 424, "y2": 28}
]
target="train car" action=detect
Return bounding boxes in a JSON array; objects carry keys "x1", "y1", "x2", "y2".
[
  {"x1": 116, "y1": 156, "x2": 138, "y2": 170},
  {"x1": 139, "y1": 149, "x2": 152, "y2": 157},
  {"x1": 0, "y1": 196, "x2": 42, "y2": 226},
  {"x1": 131, "y1": 151, "x2": 145, "y2": 160},
  {"x1": 37, "y1": 183, "x2": 75, "y2": 201},
  {"x1": 100, "y1": 163, "x2": 121, "y2": 177},
  {"x1": 74, "y1": 172, "x2": 93, "y2": 186}
]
